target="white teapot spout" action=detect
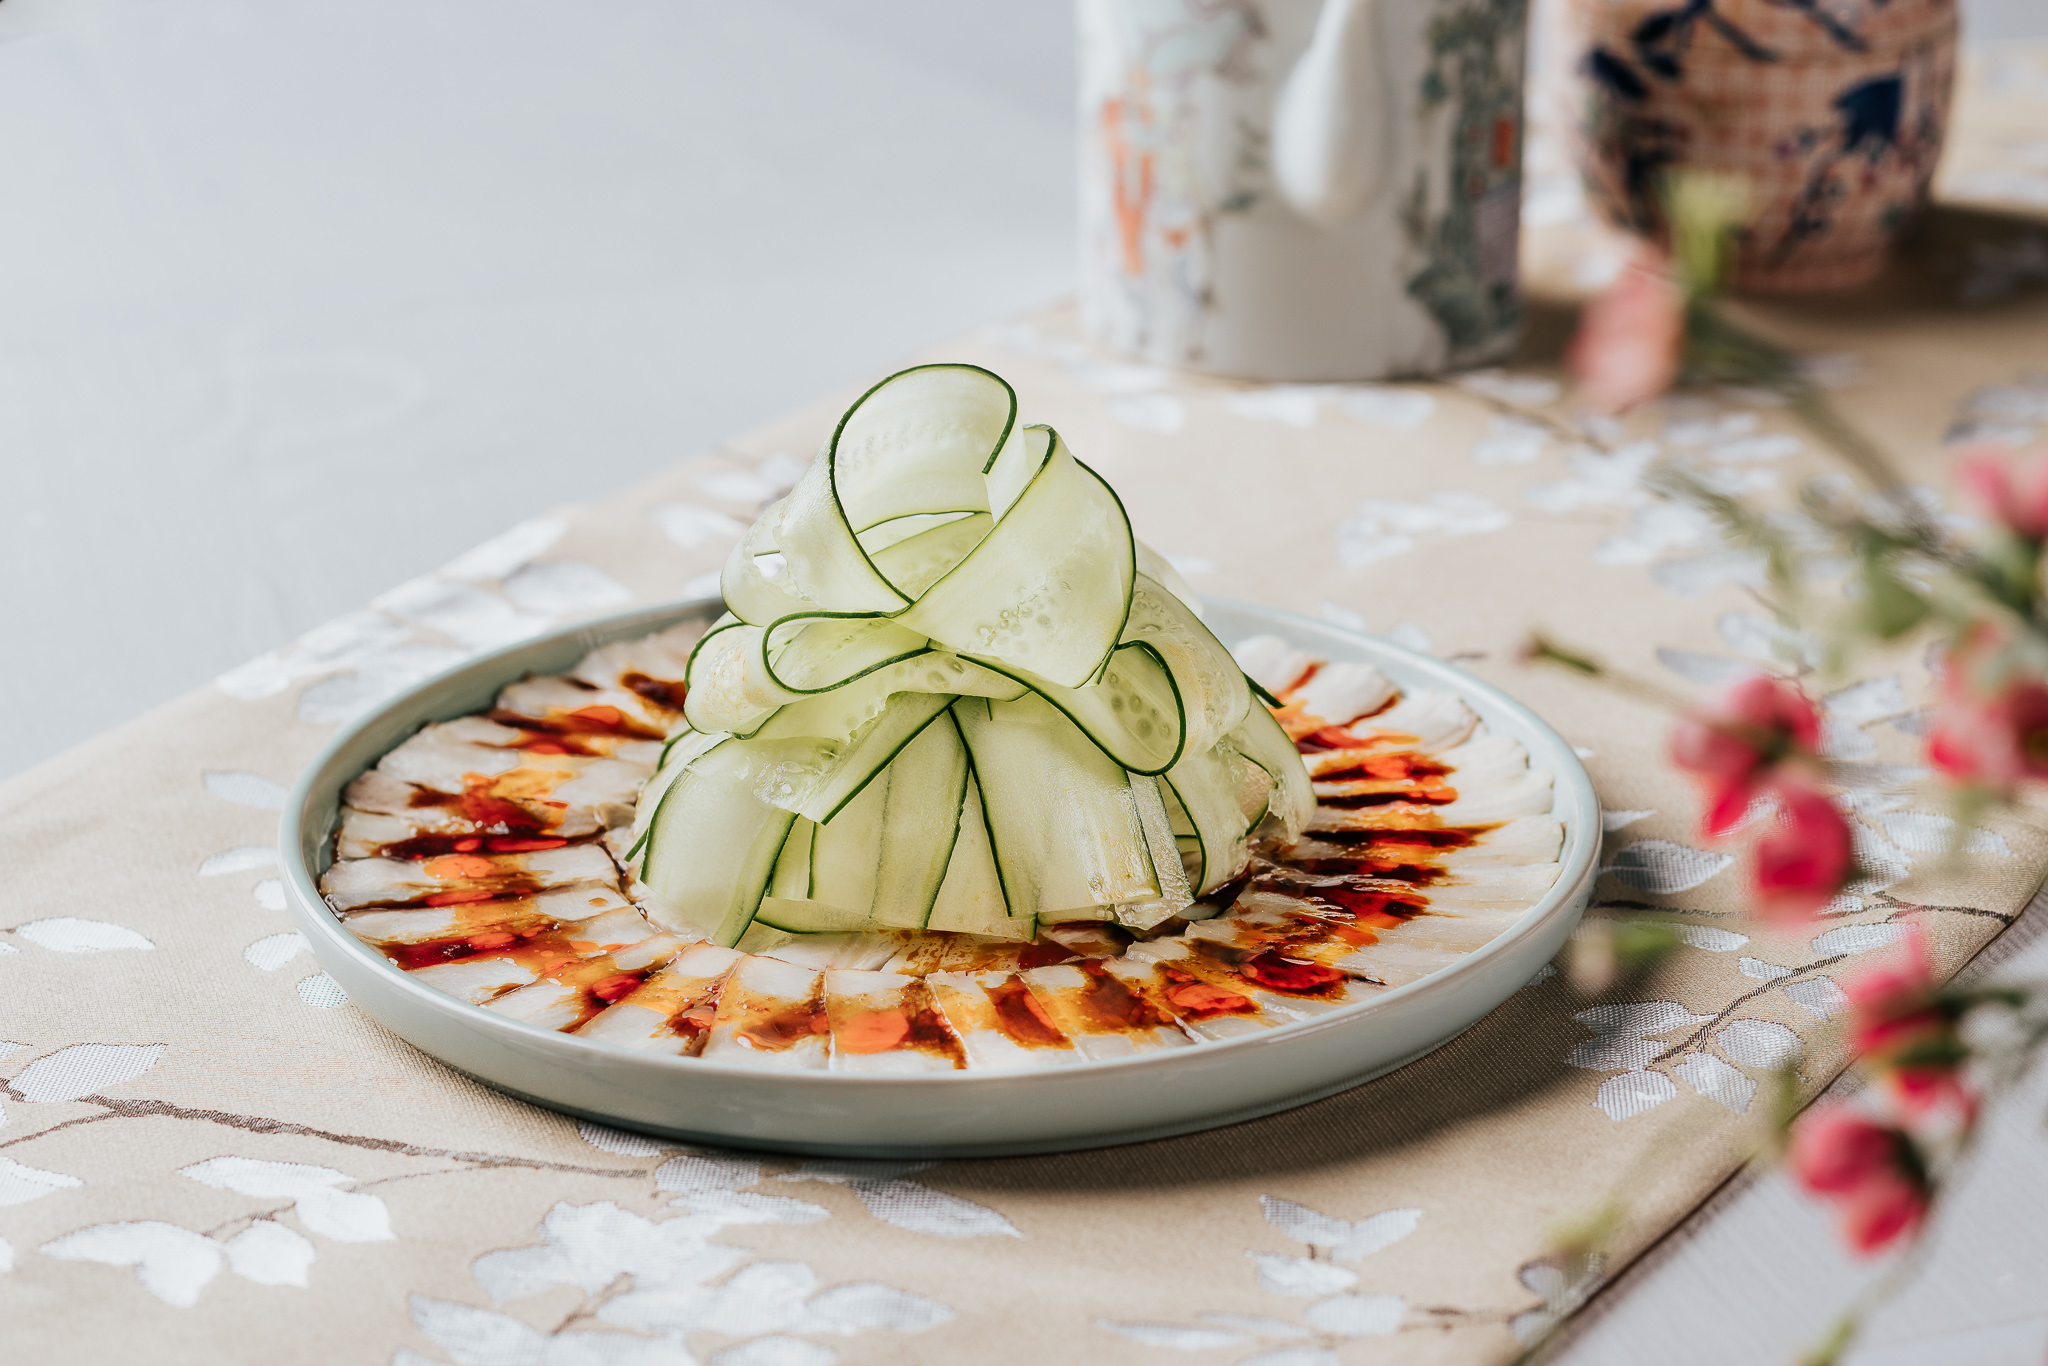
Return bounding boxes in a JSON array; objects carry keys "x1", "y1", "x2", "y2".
[{"x1": 1271, "y1": 0, "x2": 1391, "y2": 226}]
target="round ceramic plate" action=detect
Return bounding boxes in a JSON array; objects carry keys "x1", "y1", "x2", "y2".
[{"x1": 281, "y1": 597, "x2": 1598, "y2": 1157}]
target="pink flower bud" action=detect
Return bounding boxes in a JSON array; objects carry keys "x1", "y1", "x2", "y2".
[
  {"x1": 1750, "y1": 779, "x2": 1852, "y2": 924},
  {"x1": 1668, "y1": 676, "x2": 1822, "y2": 838},
  {"x1": 1567, "y1": 249, "x2": 1686, "y2": 415},
  {"x1": 1957, "y1": 446, "x2": 2048, "y2": 540},
  {"x1": 1788, "y1": 1107, "x2": 1929, "y2": 1256}
]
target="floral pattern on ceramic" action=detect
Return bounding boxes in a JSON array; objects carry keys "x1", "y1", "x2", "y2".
[
  {"x1": 1567, "y1": 0, "x2": 1957, "y2": 293},
  {"x1": 1078, "y1": 0, "x2": 1528, "y2": 381}
]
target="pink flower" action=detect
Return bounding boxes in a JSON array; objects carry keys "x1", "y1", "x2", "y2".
[
  {"x1": 1841, "y1": 924, "x2": 1975, "y2": 1118},
  {"x1": 1925, "y1": 627, "x2": 2048, "y2": 794},
  {"x1": 1788, "y1": 1107, "x2": 1930, "y2": 1255},
  {"x1": 1568, "y1": 249, "x2": 1687, "y2": 414},
  {"x1": 1750, "y1": 779, "x2": 1854, "y2": 924},
  {"x1": 1925, "y1": 684, "x2": 2048, "y2": 793},
  {"x1": 1957, "y1": 445, "x2": 2048, "y2": 540},
  {"x1": 1668, "y1": 675, "x2": 1823, "y2": 837}
]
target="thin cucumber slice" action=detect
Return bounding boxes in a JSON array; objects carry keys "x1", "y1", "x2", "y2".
[
  {"x1": 792, "y1": 690, "x2": 955, "y2": 824},
  {"x1": 926, "y1": 767, "x2": 1014, "y2": 934},
  {"x1": 856, "y1": 509, "x2": 977, "y2": 553},
  {"x1": 629, "y1": 729, "x2": 726, "y2": 860},
  {"x1": 900, "y1": 428, "x2": 1136, "y2": 688},
  {"x1": 866, "y1": 512, "x2": 993, "y2": 599},
  {"x1": 769, "y1": 819, "x2": 816, "y2": 900},
  {"x1": 775, "y1": 366, "x2": 1015, "y2": 611},
  {"x1": 1120, "y1": 574, "x2": 1251, "y2": 760},
  {"x1": 964, "y1": 640, "x2": 1185, "y2": 775},
  {"x1": 1162, "y1": 739, "x2": 1266, "y2": 894},
  {"x1": 760, "y1": 613, "x2": 930, "y2": 694},
  {"x1": 1232, "y1": 703, "x2": 1314, "y2": 838},
  {"x1": 641, "y1": 738, "x2": 799, "y2": 946},
  {"x1": 805, "y1": 704, "x2": 965, "y2": 927},
  {"x1": 754, "y1": 897, "x2": 879, "y2": 934},
  {"x1": 1125, "y1": 774, "x2": 1194, "y2": 920},
  {"x1": 866, "y1": 715, "x2": 968, "y2": 928},
  {"x1": 720, "y1": 514, "x2": 817, "y2": 627},
  {"x1": 952, "y1": 693, "x2": 1162, "y2": 917}
]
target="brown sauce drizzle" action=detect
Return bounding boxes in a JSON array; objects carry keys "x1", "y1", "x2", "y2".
[
  {"x1": 620, "y1": 671, "x2": 688, "y2": 712},
  {"x1": 1074, "y1": 960, "x2": 1176, "y2": 1031},
  {"x1": 1155, "y1": 965, "x2": 1256, "y2": 1018},
  {"x1": 733, "y1": 988, "x2": 831, "y2": 1052},
  {"x1": 835, "y1": 983, "x2": 966, "y2": 1067},
  {"x1": 984, "y1": 974, "x2": 1070, "y2": 1048}
]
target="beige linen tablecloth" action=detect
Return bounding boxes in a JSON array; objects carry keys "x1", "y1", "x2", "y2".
[{"x1": 11, "y1": 56, "x2": 2048, "y2": 1366}]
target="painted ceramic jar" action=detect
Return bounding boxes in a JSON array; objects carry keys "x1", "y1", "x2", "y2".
[
  {"x1": 1567, "y1": 0, "x2": 1957, "y2": 293},
  {"x1": 1078, "y1": 0, "x2": 1531, "y2": 382}
]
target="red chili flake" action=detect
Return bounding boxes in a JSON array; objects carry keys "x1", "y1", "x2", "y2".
[
  {"x1": 590, "y1": 973, "x2": 642, "y2": 1002},
  {"x1": 1165, "y1": 980, "x2": 1253, "y2": 1017},
  {"x1": 426, "y1": 890, "x2": 499, "y2": 907},
  {"x1": 1239, "y1": 952, "x2": 1345, "y2": 993},
  {"x1": 467, "y1": 931, "x2": 519, "y2": 951}
]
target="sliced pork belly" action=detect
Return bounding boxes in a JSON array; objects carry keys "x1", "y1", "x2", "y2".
[
  {"x1": 1233, "y1": 635, "x2": 1316, "y2": 695},
  {"x1": 699, "y1": 955, "x2": 830, "y2": 1069},
  {"x1": 495, "y1": 675, "x2": 674, "y2": 740},
  {"x1": 1098, "y1": 954, "x2": 1293, "y2": 1041},
  {"x1": 1124, "y1": 936, "x2": 1377, "y2": 1018},
  {"x1": 825, "y1": 970, "x2": 963, "y2": 1073},
  {"x1": 341, "y1": 885, "x2": 635, "y2": 946},
  {"x1": 408, "y1": 955, "x2": 540, "y2": 1004},
  {"x1": 1019, "y1": 963, "x2": 1191, "y2": 1059},
  {"x1": 575, "y1": 943, "x2": 745, "y2": 1055},
  {"x1": 1342, "y1": 689, "x2": 1478, "y2": 752},
  {"x1": 926, "y1": 970, "x2": 1082, "y2": 1070},
  {"x1": 753, "y1": 931, "x2": 903, "y2": 972},
  {"x1": 483, "y1": 933, "x2": 692, "y2": 1031},
  {"x1": 320, "y1": 843, "x2": 620, "y2": 911},
  {"x1": 1431, "y1": 770, "x2": 1554, "y2": 825},
  {"x1": 881, "y1": 934, "x2": 1062, "y2": 977},
  {"x1": 569, "y1": 626, "x2": 698, "y2": 715},
  {"x1": 389, "y1": 905, "x2": 662, "y2": 1005},
  {"x1": 1285, "y1": 662, "x2": 1396, "y2": 728}
]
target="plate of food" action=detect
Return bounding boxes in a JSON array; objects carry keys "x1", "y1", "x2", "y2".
[{"x1": 280, "y1": 364, "x2": 1599, "y2": 1156}]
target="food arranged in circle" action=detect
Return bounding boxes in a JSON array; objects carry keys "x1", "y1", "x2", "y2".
[{"x1": 319, "y1": 367, "x2": 1563, "y2": 1072}]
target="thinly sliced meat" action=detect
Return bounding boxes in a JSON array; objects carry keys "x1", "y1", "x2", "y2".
[
  {"x1": 483, "y1": 933, "x2": 692, "y2": 1031},
  {"x1": 825, "y1": 970, "x2": 963, "y2": 1073},
  {"x1": 575, "y1": 943, "x2": 745, "y2": 1054},
  {"x1": 699, "y1": 956, "x2": 830, "y2": 1069},
  {"x1": 320, "y1": 843, "x2": 620, "y2": 911},
  {"x1": 341, "y1": 885, "x2": 635, "y2": 946},
  {"x1": 1019, "y1": 963, "x2": 1191, "y2": 1059},
  {"x1": 925, "y1": 970, "x2": 1081, "y2": 1070}
]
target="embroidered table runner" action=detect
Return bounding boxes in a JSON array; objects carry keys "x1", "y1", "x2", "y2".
[{"x1": 10, "y1": 45, "x2": 2048, "y2": 1366}]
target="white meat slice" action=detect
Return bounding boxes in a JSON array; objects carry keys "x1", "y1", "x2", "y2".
[
  {"x1": 759, "y1": 933, "x2": 903, "y2": 972},
  {"x1": 699, "y1": 956, "x2": 829, "y2": 1069},
  {"x1": 483, "y1": 933, "x2": 691, "y2": 1031},
  {"x1": 1288, "y1": 662, "x2": 1396, "y2": 727},
  {"x1": 574, "y1": 943, "x2": 745, "y2": 1053},
  {"x1": 1330, "y1": 940, "x2": 1467, "y2": 987},
  {"x1": 570, "y1": 625, "x2": 700, "y2": 696},
  {"x1": 1432, "y1": 770, "x2": 1555, "y2": 825},
  {"x1": 1233, "y1": 635, "x2": 1317, "y2": 695},
  {"x1": 925, "y1": 971, "x2": 1081, "y2": 1071},
  {"x1": 408, "y1": 956, "x2": 537, "y2": 1004},
  {"x1": 1345, "y1": 689, "x2": 1478, "y2": 751},
  {"x1": 825, "y1": 970, "x2": 961, "y2": 1073},
  {"x1": 1019, "y1": 964, "x2": 1191, "y2": 1059},
  {"x1": 340, "y1": 885, "x2": 636, "y2": 945},
  {"x1": 495, "y1": 675, "x2": 673, "y2": 737},
  {"x1": 1096, "y1": 955, "x2": 1280, "y2": 1041},
  {"x1": 320, "y1": 844, "x2": 619, "y2": 911}
]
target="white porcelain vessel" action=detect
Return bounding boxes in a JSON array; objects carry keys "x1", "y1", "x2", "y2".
[
  {"x1": 1077, "y1": 0, "x2": 1529, "y2": 381},
  {"x1": 280, "y1": 597, "x2": 1597, "y2": 1157}
]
